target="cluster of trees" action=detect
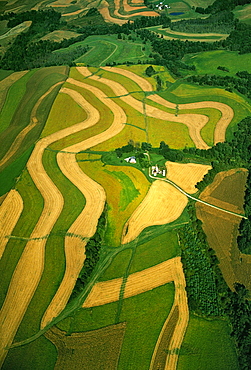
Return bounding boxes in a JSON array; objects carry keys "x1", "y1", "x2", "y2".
[
  {"x1": 179, "y1": 204, "x2": 220, "y2": 316},
  {"x1": 70, "y1": 206, "x2": 107, "y2": 300},
  {"x1": 195, "y1": 0, "x2": 250, "y2": 14},
  {"x1": 237, "y1": 170, "x2": 251, "y2": 254},
  {"x1": 223, "y1": 22, "x2": 251, "y2": 54},
  {"x1": 187, "y1": 70, "x2": 251, "y2": 99},
  {"x1": 179, "y1": 203, "x2": 251, "y2": 368},
  {"x1": 170, "y1": 11, "x2": 236, "y2": 34}
]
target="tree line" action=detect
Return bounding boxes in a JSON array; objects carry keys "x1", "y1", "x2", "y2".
[
  {"x1": 187, "y1": 70, "x2": 251, "y2": 100},
  {"x1": 70, "y1": 205, "x2": 107, "y2": 300}
]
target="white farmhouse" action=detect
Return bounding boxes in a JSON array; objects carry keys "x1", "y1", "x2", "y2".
[{"x1": 124, "y1": 156, "x2": 137, "y2": 164}]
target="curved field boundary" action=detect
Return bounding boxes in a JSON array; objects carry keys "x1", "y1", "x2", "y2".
[
  {"x1": 165, "y1": 161, "x2": 212, "y2": 194},
  {"x1": 122, "y1": 180, "x2": 188, "y2": 245},
  {"x1": 0, "y1": 81, "x2": 64, "y2": 169},
  {"x1": 155, "y1": 27, "x2": 228, "y2": 42},
  {"x1": 99, "y1": 0, "x2": 128, "y2": 24},
  {"x1": 78, "y1": 67, "x2": 209, "y2": 149},
  {"x1": 0, "y1": 189, "x2": 23, "y2": 259},
  {"x1": 83, "y1": 257, "x2": 178, "y2": 307},
  {"x1": 41, "y1": 82, "x2": 127, "y2": 328},
  {"x1": 0, "y1": 86, "x2": 104, "y2": 366},
  {"x1": 150, "y1": 257, "x2": 188, "y2": 370},
  {"x1": 0, "y1": 71, "x2": 28, "y2": 113},
  {"x1": 101, "y1": 66, "x2": 234, "y2": 145},
  {"x1": 0, "y1": 21, "x2": 32, "y2": 40}
]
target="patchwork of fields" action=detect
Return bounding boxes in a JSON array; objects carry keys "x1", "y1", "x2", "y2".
[{"x1": 0, "y1": 61, "x2": 250, "y2": 370}]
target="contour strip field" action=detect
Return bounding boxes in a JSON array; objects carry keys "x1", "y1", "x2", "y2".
[
  {"x1": 102, "y1": 66, "x2": 234, "y2": 145},
  {"x1": 41, "y1": 82, "x2": 126, "y2": 328},
  {"x1": 0, "y1": 189, "x2": 23, "y2": 259}
]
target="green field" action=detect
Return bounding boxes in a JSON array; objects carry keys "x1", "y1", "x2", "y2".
[
  {"x1": 183, "y1": 50, "x2": 251, "y2": 76},
  {"x1": 54, "y1": 35, "x2": 154, "y2": 67},
  {"x1": 178, "y1": 315, "x2": 239, "y2": 370},
  {"x1": 0, "y1": 66, "x2": 68, "y2": 171}
]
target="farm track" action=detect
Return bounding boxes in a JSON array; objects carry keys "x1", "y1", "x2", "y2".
[
  {"x1": 101, "y1": 66, "x2": 234, "y2": 146},
  {"x1": 77, "y1": 67, "x2": 209, "y2": 149},
  {"x1": 0, "y1": 71, "x2": 28, "y2": 113},
  {"x1": 83, "y1": 257, "x2": 176, "y2": 307},
  {"x1": 0, "y1": 81, "x2": 64, "y2": 169},
  {"x1": 0, "y1": 84, "x2": 110, "y2": 365},
  {"x1": 0, "y1": 189, "x2": 23, "y2": 259},
  {"x1": 41, "y1": 81, "x2": 126, "y2": 328}
]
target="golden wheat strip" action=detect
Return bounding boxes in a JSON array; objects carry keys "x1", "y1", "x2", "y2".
[
  {"x1": 0, "y1": 189, "x2": 23, "y2": 259},
  {"x1": 102, "y1": 66, "x2": 153, "y2": 91},
  {"x1": 122, "y1": 180, "x2": 188, "y2": 245},
  {"x1": 165, "y1": 161, "x2": 212, "y2": 194},
  {"x1": 41, "y1": 82, "x2": 126, "y2": 328},
  {"x1": 102, "y1": 67, "x2": 234, "y2": 145},
  {"x1": 164, "y1": 257, "x2": 188, "y2": 370},
  {"x1": 0, "y1": 88, "x2": 101, "y2": 366},
  {"x1": 150, "y1": 257, "x2": 188, "y2": 370},
  {"x1": 83, "y1": 258, "x2": 177, "y2": 308},
  {"x1": 99, "y1": 0, "x2": 128, "y2": 24},
  {"x1": 78, "y1": 67, "x2": 209, "y2": 149}
]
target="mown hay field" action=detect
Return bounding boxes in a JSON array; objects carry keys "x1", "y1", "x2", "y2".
[{"x1": 178, "y1": 315, "x2": 239, "y2": 370}]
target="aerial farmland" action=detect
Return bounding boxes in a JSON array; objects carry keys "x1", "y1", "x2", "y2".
[{"x1": 0, "y1": 0, "x2": 251, "y2": 369}]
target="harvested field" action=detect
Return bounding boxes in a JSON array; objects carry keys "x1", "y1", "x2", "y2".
[
  {"x1": 83, "y1": 257, "x2": 177, "y2": 307},
  {"x1": 122, "y1": 180, "x2": 187, "y2": 245},
  {"x1": 165, "y1": 161, "x2": 212, "y2": 194},
  {"x1": 196, "y1": 168, "x2": 251, "y2": 291},
  {"x1": 41, "y1": 82, "x2": 126, "y2": 327},
  {"x1": 0, "y1": 189, "x2": 23, "y2": 259},
  {"x1": 45, "y1": 323, "x2": 126, "y2": 370}
]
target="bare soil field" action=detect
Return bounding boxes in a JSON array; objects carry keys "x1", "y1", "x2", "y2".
[
  {"x1": 122, "y1": 180, "x2": 187, "y2": 245},
  {"x1": 45, "y1": 323, "x2": 126, "y2": 370},
  {"x1": 165, "y1": 161, "x2": 212, "y2": 194},
  {"x1": 0, "y1": 189, "x2": 23, "y2": 259},
  {"x1": 83, "y1": 257, "x2": 177, "y2": 307},
  {"x1": 196, "y1": 168, "x2": 251, "y2": 291}
]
